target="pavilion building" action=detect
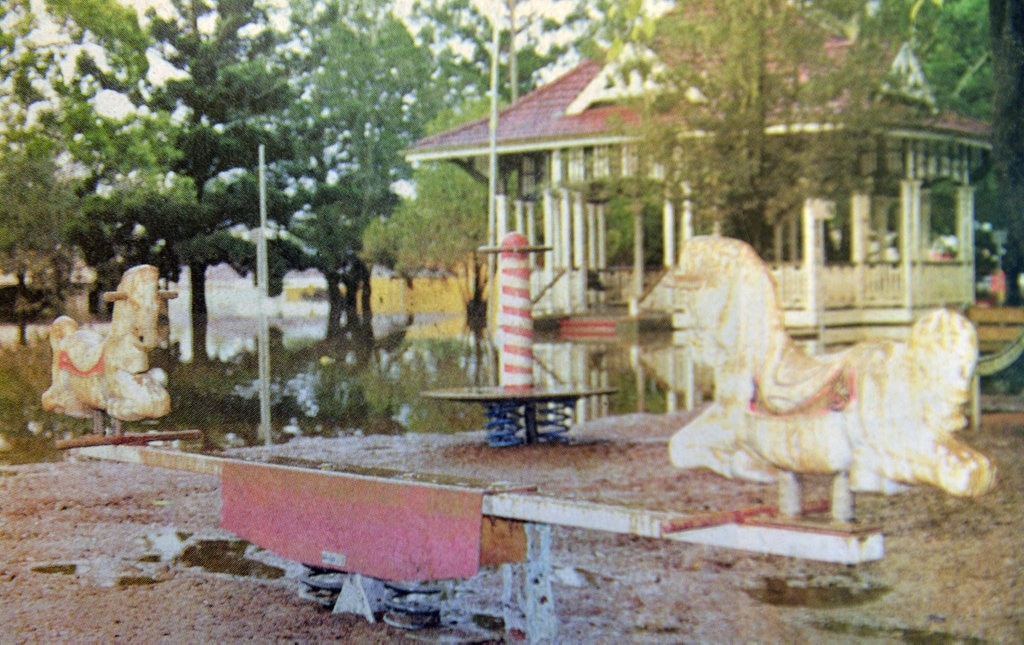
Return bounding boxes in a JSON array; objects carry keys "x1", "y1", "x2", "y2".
[{"x1": 406, "y1": 52, "x2": 991, "y2": 344}]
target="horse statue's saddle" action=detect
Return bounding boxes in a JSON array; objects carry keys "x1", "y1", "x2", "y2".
[
  {"x1": 57, "y1": 329, "x2": 106, "y2": 376},
  {"x1": 752, "y1": 345, "x2": 855, "y2": 416}
]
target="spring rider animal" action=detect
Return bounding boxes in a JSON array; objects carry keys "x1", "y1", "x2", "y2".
[{"x1": 42, "y1": 265, "x2": 177, "y2": 436}]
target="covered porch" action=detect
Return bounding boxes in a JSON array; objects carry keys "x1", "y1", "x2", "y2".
[{"x1": 407, "y1": 60, "x2": 991, "y2": 341}]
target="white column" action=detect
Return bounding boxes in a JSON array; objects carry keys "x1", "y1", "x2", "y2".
[
  {"x1": 496, "y1": 194, "x2": 508, "y2": 241},
  {"x1": 597, "y1": 204, "x2": 607, "y2": 270},
  {"x1": 958, "y1": 185, "x2": 976, "y2": 302},
  {"x1": 663, "y1": 198, "x2": 676, "y2": 267},
  {"x1": 550, "y1": 150, "x2": 563, "y2": 269},
  {"x1": 850, "y1": 193, "x2": 871, "y2": 265},
  {"x1": 851, "y1": 192, "x2": 871, "y2": 308},
  {"x1": 586, "y1": 203, "x2": 597, "y2": 270},
  {"x1": 920, "y1": 188, "x2": 932, "y2": 258},
  {"x1": 560, "y1": 192, "x2": 571, "y2": 270},
  {"x1": 682, "y1": 183, "x2": 694, "y2": 243},
  {"x1": 526, "y1": 201, "x2": 537, "y2": 269},
  {"x1": 802, "y1": 199, "x2": 819, "y2": 322},
  {"x1": 630, "y1": 201, "x2": 644, "y2": 316},
  {"x1": 571, "y1": 193, "x2": 586, "y2": 312},
  {"x1": 900, "y1": 179, "x2": 920, "y2": 309},
  {"x1": 514, "y1": 199, "x2": 524, "y2": 233},
  {"x1": 573, "y1": 192, "x2": 586, "y2": 271},
  {"x1": 787, "y1": 216, "x2": 799, "y2": 262},
  {"x1": 543, "y1": 190, "x2": 555, "y2": 268}
]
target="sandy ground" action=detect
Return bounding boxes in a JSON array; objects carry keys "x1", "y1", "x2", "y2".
[{"x1": 0, "y1": 408, "x2": 1022, "y2": 643}]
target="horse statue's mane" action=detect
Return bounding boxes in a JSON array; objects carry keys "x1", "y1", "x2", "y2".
[{"x1": 676, "y1": 236, "x2": 853, "y2": 416}]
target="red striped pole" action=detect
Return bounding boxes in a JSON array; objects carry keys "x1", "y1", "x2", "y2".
[{"x1": 498, "y1": 232, "x2": 534, "y2": 390}]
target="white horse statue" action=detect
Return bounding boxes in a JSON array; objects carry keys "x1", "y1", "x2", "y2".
[
  {"x1": 668, "y1": 236, "x2": 996, "y2": 522},
  {"x1": 42, "y1": 265, "x2": 177, "y2": 435}
]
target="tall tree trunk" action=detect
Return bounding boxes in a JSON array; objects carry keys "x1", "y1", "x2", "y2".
[
  {"x1": 16, "y1": 271, "x2": 28, "y2": 346},
  {"x1": 990, "y1": 0, "x2": 1024, "y2": 305},
  {"x1": 325, "y1": 272, "x2": 343, "y2": 340},
  {"x1": 466, "y1": 258, "x2": 487, "y2": 335},
  {"x1": 359, "y1": 268, "x2": 372, "y2": 328},
  {"x1": 189, "y1": 262, "x2": 209, "y2": 361}
]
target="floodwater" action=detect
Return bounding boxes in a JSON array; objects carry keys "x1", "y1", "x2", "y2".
[
  {"x1": 0, "y1": 309, "x2": 708, "y2": 464},
  {"x1": 5, "y1": 288, "x2": 1020, "y2": 467}
]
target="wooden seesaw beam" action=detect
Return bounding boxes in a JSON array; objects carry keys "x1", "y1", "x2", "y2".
[{"x1": 72, "y1": 444, "x2": 884, "y2": 566}]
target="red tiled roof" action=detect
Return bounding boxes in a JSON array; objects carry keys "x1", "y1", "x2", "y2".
[
  {"x1": 410, "y1": 60, "x2": 639, "y2": 156},
  {"x1": 410, "y1": 57, "x2": 989, "y2": 160}
]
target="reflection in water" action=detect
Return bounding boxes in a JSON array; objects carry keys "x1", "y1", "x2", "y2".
[{"x1": 0, "y1": 313, "x2": 712, "y2": 462}]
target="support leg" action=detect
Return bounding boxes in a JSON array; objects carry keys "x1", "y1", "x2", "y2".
[
  {"x1": 831, "y1": 471, "x2": 854, "y2": 523},
  {"x1": 524, "y1": 523, "x2": 557, "y2": 643},
  {"x1": 779, "y1": 471, "x2": 802, "y2": 517},
  {"x1": 333, "y1": 574, "x2": 387, "y2": 622},
  {"x1": 502, "y1": 523, "x2": 558, "y2": 643}
]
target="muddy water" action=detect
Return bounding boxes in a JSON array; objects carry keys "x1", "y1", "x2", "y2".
[{"x1": 1, "y1": 316, "x2": 699, "y2": 463}]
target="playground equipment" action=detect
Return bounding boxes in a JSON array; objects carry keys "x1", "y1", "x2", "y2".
[
  {"x1": 667, "y1": 236, "x2": 996, "y2": 523},
  {"x1": 42, "y1": 265, "x2": 176, "y2": 436},
  {"x1": 425, "y1": 232, "x2": 614, "y2": 446}
]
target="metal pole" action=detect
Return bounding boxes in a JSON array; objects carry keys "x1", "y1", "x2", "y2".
[
  {"x1": 257, "y1": 145, "x2": 272, "y2": 446},
  {"x1": 487, "y1": 7, "x2": 501, "y2": 345}
]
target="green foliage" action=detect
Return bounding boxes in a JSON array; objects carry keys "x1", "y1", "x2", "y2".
[
  {"x1": 0, "y1": 149, "x2": 78, "y2": 314},
  {"x1": 364, "y1": 161, "x2": 488, "y2": 306},
  {"x1": 0, "y1": 0, "x2": 152, "y2": 161},
  {"x1": 634, "y1": 0, "x2": 989, "y2": 252},
  {"x1": 409, "y1": 0, "x2": 586, "y2": 104},
  {"x1": 278, "y1": 0, "x2": 449, "y2": 330},
  {"x1": 72, "y1": 175, "x2": 197, "y2": 287}
]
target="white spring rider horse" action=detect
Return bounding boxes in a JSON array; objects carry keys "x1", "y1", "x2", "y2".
[
  {"x1": 668, "y1": 237, "x2": 996, "y2": 522},
  {"x1": 42, "y1": 265, "x2": 177, "y2": 436}
]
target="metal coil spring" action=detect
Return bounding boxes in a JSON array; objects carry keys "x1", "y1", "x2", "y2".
[
  {"x1": 536, "y1": 398, "x2": 574, "y2": 441},
  {"x1": 484, "y1": 400, "x2": 525, "y2": 446}
]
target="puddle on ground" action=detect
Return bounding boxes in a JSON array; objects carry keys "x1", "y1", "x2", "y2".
[
  {"x1": 118, "y1": 575, "x2": 163, "y2": 586},
  {"x1": 31, "y1": 563, "x2": 77, "y2": 575},
  {"x1": 745, "y1": 576, "x2": 889, "y2": 609},
  {"x1": 814, "y1": 619, "x2": 986, "y2": 644},
  {"x1": 177, "y1": 539, "x2": 285, "y2": 579},
  {"x1": 471, "y1": 613, "x2": 505, "y2": 632}
]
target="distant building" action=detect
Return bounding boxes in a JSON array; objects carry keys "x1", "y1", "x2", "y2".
[{"x1": 408, "y1": 48, "x2": 990, "y2": 343}]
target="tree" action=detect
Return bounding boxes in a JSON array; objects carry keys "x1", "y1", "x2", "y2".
[
  {"x1": 989, "y1": 0, "x2": 1024, "y2": 304},
  {"x1": 0, "y1": 149, "x2": 78, "y2": 342},
  {"x1": 280, "y1": 0, "x2": 443, "y2": 339},
  {"x1": 608, "y1": 1, "x2": 996, "y2": 258},
  {"x1": 363, "y1": 161, "x2": 489, "y2": 330},
  {"x1": 0, "y1": 0, "x2": 174, "y2": 316},
  {"x1": 146, "y1": 0, "x2": 296, "y2": 358},
  {"x1": 628, "y1": 2, "x2": 885, "y2": 251},
  {"x1": 70, "y1": 175, "x2": 198, "y2": 311},
  {"x1": 0, "y1": 0, "x2": 150, "y2": 155},
  {"x1": 408, "y1": 0, "x2": 584, "y2": 106}
]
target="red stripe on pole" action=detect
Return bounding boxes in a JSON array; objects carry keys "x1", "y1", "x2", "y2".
[
  {"x1": 502, "y1": 345, "x2": 533, "y2": 357},
  {"x1": 501, "y1": 285, "x2": 531, "y2": 299},
  {"x1": 501, "y1": 325, "x2": 534, "y2": 339},
  {"x1": 501, "y1": 267, "x2": 532, "y2": 279},
  {"x1": 501, "y1": 305, "x2": 532, "y2": 318}
]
